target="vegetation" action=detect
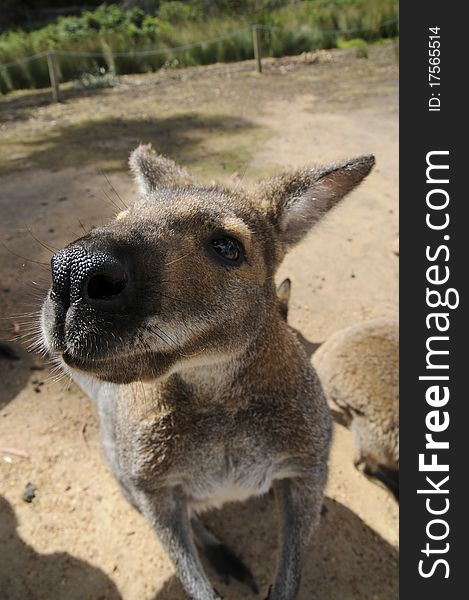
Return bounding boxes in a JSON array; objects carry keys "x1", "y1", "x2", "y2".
[{"x1": 0, "y1": 1, "x2": 398, "y2": 94}]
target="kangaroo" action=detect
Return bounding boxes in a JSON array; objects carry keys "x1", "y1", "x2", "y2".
[
  {"x1": 40, "y1": 144, "x2": 374, "y2": 599},
  {"x1": 313, "y1": 317, "x2": 399, "y2": 500}
]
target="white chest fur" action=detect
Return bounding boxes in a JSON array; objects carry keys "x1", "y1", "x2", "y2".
[{"x1": 187, "y1": 464, "x2": 275, "y2": 512}]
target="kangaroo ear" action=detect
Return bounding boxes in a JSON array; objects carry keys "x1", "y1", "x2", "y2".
[
  {"x1": 129, "y1": 143, "x2": 193, "y2": 194},
  {"x1": 277, "y1": 278, "x2": 291, "y2": 321},
  {"x1": 263, "y1": 155, "x2": 375, "y2": 249}
]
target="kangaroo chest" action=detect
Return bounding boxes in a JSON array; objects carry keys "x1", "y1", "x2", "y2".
[
  {"x1": 79, "y1": 373, "x2": 305, "y2": 509},
  {"x1": 108, "y1": 398, "x2": 285, "y2": 508}
]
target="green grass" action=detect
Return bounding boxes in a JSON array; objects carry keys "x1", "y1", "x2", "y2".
[{"x1": 0, "y1": 1, "x2": 398, "y2": 94}]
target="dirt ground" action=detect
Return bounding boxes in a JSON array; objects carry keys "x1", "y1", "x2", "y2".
[{"x1": 0, "y1": 43, "x2": 398, "y2": 599}]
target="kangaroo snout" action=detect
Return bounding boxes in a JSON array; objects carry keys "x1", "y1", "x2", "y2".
[{"x1": 43, "y1": 240, "x2": 142, "y2": 380}]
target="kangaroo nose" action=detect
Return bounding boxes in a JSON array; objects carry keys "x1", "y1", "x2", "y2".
[{"x1": 51, "y1": 246, "x2": 128, "y2": 309}]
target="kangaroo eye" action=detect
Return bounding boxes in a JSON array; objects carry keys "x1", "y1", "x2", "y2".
[{"x1": 210, "y1": 237, "x2": 244, "y2": 264}]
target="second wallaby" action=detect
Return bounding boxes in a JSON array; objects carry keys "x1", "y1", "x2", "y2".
[
  {"x1": 314, "y1": 317, "x2": 399, "y2": 500},
  {"x1": 40, "y1": 145, "x2": 374, "y2": 599}
]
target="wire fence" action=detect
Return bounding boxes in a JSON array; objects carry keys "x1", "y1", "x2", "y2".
[
  {"x1": 49, "y1": 28, "x2": 253, "y2": 59},
  {"x1": 0, "y1": 51, "x2": 50, "y2": 70},
  {"x1": 0, "y1": 19, "x2": 398, "y2": 100}
]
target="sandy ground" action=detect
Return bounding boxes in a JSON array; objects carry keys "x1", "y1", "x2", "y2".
[{"x1": 0, "y1": 43, "x2": 398, "y2": 599}]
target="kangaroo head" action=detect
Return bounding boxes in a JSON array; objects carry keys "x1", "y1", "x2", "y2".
[{"x1": 41, "y1": 144, "x2": 374, "y2": 383}]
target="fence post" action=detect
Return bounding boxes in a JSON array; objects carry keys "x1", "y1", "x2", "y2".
[
  {"x1": 46, "y1": 50, "x2": 60, "y2": 102},
  {"x1": 252, "y1": 25, "x2": 262, "y2": 73}
]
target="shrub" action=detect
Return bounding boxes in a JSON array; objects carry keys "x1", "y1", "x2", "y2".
[{"x1": 0, "y1": 1, "x2": 398, "y2": 94}]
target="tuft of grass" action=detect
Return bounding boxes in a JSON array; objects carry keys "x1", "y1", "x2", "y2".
[
  {"x1": 76, "y1": 66, "x2": 119, "y2": 90},
  {"x1": 338, "y1": 37, "x2": 369, "y2": 58}
]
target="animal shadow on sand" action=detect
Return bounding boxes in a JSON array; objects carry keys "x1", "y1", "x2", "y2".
[
  {"x1": 0, "y1": 343, "x2": 38, "y2": 409},
  {"x1": 0, "y1": 496, "x2": 122, "y2": 600},
  {"x1": 3, "y1": 113, "x2": 256, "y2": 175},
  {"x1": 153, "y1": 494, "x2": 398, "y2": 600}
]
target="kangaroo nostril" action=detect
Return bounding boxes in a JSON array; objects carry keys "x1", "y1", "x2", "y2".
[
  {"x1": 50, "y1": 245, "x2": 129, "y2": 307},
  {"x1": 86, "y1": 272, "x2": 127, "y2": 301}
]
